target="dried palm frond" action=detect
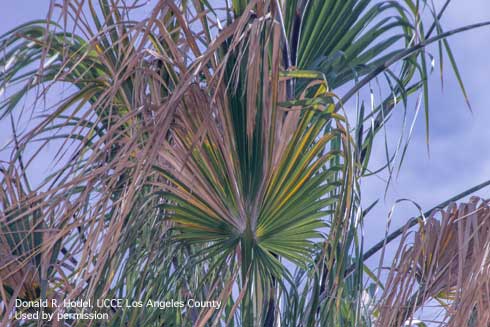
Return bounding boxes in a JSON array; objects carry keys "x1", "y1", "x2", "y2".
[
  {"x1": 0, "y1": 166, "x2": 39, "y2": 302},
  {"x1": 377, "y1": 196, "x2": 490, "y2": 327},
  {"x1": 0, "y1": 245, "x2": 39, "y2": 301}
]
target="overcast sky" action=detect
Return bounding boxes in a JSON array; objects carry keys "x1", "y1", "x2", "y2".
[{"x1": 1, "y1": 0, "x2": 490, "y2": 298}]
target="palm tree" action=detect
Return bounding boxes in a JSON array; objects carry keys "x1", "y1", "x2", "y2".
[{"x1": 1, "y1": 0, "x2": 490, "y2": 326}]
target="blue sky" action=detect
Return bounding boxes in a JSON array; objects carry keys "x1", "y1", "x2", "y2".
[
  {"x1": 1, "y1": 0, "x2": 490, "y2": 298},
  {"x1": 359, "y1": 0, "x2": 490, "y2": 249}
]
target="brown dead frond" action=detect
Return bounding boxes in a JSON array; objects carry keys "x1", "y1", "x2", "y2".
[
  {"x1": 0, "y1": 244, "x2": 39, "y2": 301},
  {"x1": 377, "y1": 196, "x2": 490, "y2": 327}
]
